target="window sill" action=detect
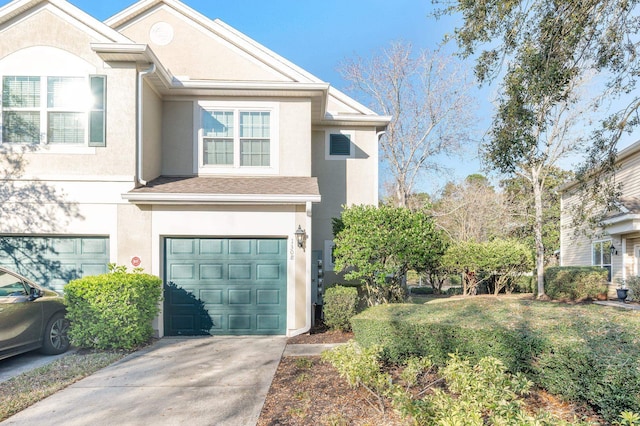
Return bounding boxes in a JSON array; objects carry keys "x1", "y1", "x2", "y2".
[
  {"x1": 0, "y1": 144, "x2": 97, "y2": 155},
  {"x1": 197, "y1": 166, "x2": 279, "y2": 176}
]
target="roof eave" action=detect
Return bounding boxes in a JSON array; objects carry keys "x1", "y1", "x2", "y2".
[{"x1": 122, "y1": 192, "x2": 322, "y2": 205}]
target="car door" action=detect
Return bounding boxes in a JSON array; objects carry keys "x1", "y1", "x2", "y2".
[{"x1": 0, "y1": 269, "x2": 43, "y2": 353}]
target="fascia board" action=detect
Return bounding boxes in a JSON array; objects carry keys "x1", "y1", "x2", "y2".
[{"x1": 122, "y1": 192, "x2": 322, "y2": 205}]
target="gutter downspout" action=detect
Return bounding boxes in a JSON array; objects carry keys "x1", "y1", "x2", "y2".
[{"x1": 136, "y1": 64, "x2": 156, "y2": 187}]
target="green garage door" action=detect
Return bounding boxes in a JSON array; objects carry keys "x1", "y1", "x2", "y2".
[
  {"x1": 164, "y1": 238, "x2": 287, "y2": 336},
  {"x1": 0, "y1": 236, "x2": 110, "y2": 293}
]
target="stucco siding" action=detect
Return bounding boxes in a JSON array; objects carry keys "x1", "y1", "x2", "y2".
[
  {"x1": 162, "y1": 101, "x2": 194, "y2": 175},
  {"x1": 142, "y1": 81, "x2": 163, "y2": 181},
  {"x1": 117, "y1": 7, "x2": 289, "y2": 82}
]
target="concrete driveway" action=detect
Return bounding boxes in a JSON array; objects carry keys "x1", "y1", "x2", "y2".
[{"x1": 1, "y1": 336, "x2": 287, "y2": 426}]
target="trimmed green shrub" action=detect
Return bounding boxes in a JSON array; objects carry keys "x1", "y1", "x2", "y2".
[
  {"x1": 409, "y1": 286, "x2": 434, "y2": 295},
  {"x1": 323, "y1": 285, "x2": 358, "y2": 331},
  {"x1": 445, "y1": 286, "x2": 463, "y2": 295},
  {"x1": 64, "y1": 269, "x2": 162, "y2": 350},
  {"x1": 544, "y1": 266, "x2": 608, "y2": 300},
  {"x1": 350, "y1": 298, "x2": 640, "y2": 423}
]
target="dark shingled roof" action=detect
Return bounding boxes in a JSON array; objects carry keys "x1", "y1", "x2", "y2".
[{"x1": 129, "y1": 176, "x2": 320, "y2": 196}]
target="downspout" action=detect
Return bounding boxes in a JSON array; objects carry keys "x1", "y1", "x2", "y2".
[
  {"x1": 375, "y1": 130, "x2": 386, "y2": 205},
  {"x1": 136, "y1": 64, "x2": 156, "y2": 187}
]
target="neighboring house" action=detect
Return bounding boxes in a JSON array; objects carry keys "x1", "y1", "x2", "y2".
[
  {"x1": 0, "y1": 0, "x2": 389, "y2": 336},
  {"x1": 560, "y1": 139, "x2": 640, "y2": 296}
]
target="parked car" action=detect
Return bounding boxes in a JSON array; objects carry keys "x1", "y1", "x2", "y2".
[{"x1": 0, "y1": 267, "x2": 70, "y2": 360}]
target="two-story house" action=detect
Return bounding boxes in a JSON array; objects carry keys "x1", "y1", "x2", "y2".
[
  {"x1": 0, "y1": 0, "x2": 389, "y2": 336},
  {"x1": 560, "y1": 139, "x2": 640, "y2": 296}
]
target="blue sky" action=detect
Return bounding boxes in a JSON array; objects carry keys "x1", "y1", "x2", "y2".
[{"x1": 5, "y1": 0, "x2": 488, "y2": 193}]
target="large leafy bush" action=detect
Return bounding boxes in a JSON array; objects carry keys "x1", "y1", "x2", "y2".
[
  {"x1": 544, "y1": 266, "x2": 608, "y2": 300},
  {"x1": 333, "y1": 205, "x2": 447, "y2": 306},
  {"x1": 65, "y1": 268, "x2": 162, "y2": 350}
]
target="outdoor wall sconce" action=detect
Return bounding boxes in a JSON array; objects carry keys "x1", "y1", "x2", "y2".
[
  {"x1": 295, "y1": 225, "x2": 306, "y2": 248},
  {"x1": 610, "y1": 245, "x2": 618, "y2": 256}
]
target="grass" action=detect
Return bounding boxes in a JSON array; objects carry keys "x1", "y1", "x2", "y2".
[{"x1": 0, "y1": 350, "x2": 127, "y2": 421}]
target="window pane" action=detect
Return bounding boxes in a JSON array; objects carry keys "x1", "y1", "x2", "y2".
[
  {"x1": 603, "y1": 240, "x2": 612, "y2": 265},
  {"x1": 241, "y1": 139, "x2": 270, "y2": 167},
  {"x1": 204, "y1": 138, "x2": 233, "y2": 165},
  {"x1": 48, "y1": 112, "x2": 84, "y2": 144},
  {"x1": 240, "y1": 112, "x2": 270, "y2": 138},
  {"x1": 47, "y1": 77, "x2": 85, "y2": 109},
  {"x1": 2, "y1": 76, "x2": 40, "y2": 108},
  {"x1": 89, "y1": 76, "x2": 106, "y2": 147},
  {"x1": 2, "y1": 111, "x2": 40, "y2": 143},
  {"x1": 203, "y1": 110, "x2": 233, "y2": 137},
  {"x1": 593, "y1": 242, "x2": 602, "y2": 266}
]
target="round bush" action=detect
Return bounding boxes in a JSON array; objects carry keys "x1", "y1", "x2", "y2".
[
  {"x1": 323, "y1": 285, "x2": 358, "y2": 331},
  {"x1": 64, "y1": 271, "x2": 162, "y2": 350}
]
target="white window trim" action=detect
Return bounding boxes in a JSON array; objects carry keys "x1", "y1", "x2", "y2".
[
  {"x1": 196, "y1": 100, "x2": 279, "y2": 175},
  {"x1": 0, "y1": 74, "x2": 96, "y2": 147},
  {"x1": 325, "y1": 129, "x2": 355, "y2": 160},
  {"x1": 592, "y1": 239, "x2": 613, "y2": 281}
]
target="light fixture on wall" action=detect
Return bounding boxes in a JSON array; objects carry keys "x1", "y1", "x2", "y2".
[
  {"x1": 610, "y1": 245, "x2": 618, "y2": 256},
  {"x1": 295, "y1": 225, "x2": 306, "y2": 248}
]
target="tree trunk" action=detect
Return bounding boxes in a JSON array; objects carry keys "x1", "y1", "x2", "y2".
[{"x1": 532, "y1": 170, "x2": 546, "y2": 297}]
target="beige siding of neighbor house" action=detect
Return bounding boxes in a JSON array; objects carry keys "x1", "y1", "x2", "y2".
[
  {"x1": 115, "y1": 7, "x2": 290, "y2": 82},
  {"x1": 0, "y1": 8, "x2": 138, "y2": 179}
]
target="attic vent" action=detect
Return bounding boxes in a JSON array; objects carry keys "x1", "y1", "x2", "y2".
[
  {"x1": 329, "y1": 134, "x2": 351, "y2": 156},
  {"x1": 150, "y1": 22, "x2": 174, "y2": 46}
]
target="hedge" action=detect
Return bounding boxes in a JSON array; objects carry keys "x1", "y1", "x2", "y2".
[
  {"x1": 64, "y1": 270, "x2": 162, "y2": 350},
  {"x1": 544, "y1": 266, "x2": 608, "y2": 300},
  {"x1": 350, "y1": 298, "x2": 640, "y2": 423}
]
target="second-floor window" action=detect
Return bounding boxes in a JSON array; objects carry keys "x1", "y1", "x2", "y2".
[
  {"x1": 198, "y1": 101, "x2": 278, "y2": 174},
  {"x1": 1, "y1": 75, "x2": 106, "y2": 146}
]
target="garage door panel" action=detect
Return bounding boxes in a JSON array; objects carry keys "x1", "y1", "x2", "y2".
[
  {"x1": 229, "y1": 240, "x2": 251, "y2": 255},
  {"x1": 81, "y1": 239, "x2": 107, "y2": 254},
  {"x1": 200, "y1": 239, "x2": 224, "y2": 255},
  {"x1": 170, "y1": 264, "x2": 195, "y2": 280},
  {"x1": 257, "y1": 315, "x2": 281, "y2": 331},
  {"x1": 257, "y1": 289, "x2": 281, "y2": 305},
  {"x1": 228, "y1": 264, "x2": 251, "y2": 280},
  {"x1": 200, "y1": 264, "x2": 223, "y2": 279},
  {"x1": 164, "y1": 238, "x2": 286, "y2": 336},
  {"x1": 169, "y1": 239, "x2": 196, "y2": 255},
  {"x1": 256, "y1": 264, "x2": 280, "y2": 280},
  {"x1": 229, "y1": 289, "x2": 251, "y2": 304},
  {"x1": 200, "y1": 289, "x2": 223, "y2": 304}
]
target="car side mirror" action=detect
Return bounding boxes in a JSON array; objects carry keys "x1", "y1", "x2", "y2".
[{"x1": 28, "y1": 287, "x2": 43, "y2": 301}]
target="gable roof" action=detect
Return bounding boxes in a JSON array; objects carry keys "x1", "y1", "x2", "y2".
[
  {"x1": 103, "y1": 0, "x2": 389, "y2": 126},
  {"x1": 0, "y1": 0, "x2": 132, "y2": 43}
]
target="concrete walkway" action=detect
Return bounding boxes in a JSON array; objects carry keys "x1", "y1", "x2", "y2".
[{"x1": 1, "y1": 336, "x2": 287, "y2": 426}]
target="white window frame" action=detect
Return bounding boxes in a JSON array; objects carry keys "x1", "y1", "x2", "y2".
[
  {"x1": 325, "y1": 129, "x2": 355, "y2": 160},
  {"x1": 592, "y1": 239, "x2": 613, "y2": 282},
  {"x1": 196, "y1": 101, "x2": 279, "y2": 175},
  {"x1": 324, "y1": 240, "x2": 336, "y2": 272},
  {"x1": 0, "y1": 74, "x2": 103, "y2": 149}
]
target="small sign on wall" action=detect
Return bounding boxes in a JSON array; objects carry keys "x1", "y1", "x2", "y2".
[{"x1": 131, "y1": 256, "x2": 141, "y2": 267}]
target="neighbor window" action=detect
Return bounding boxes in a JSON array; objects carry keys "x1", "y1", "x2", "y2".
[
  {"x1": 592, "y1": 240, "x2": 612, "y2": 281},
  {"x1": 199, "y1": 102, "x2": 277, "y2": 172},
  {"x1": 1, "y1": 75, "x2": 106, "y2": 146}
]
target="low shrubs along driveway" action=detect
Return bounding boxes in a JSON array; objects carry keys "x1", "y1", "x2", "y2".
[{"x1": 350, "y1": 295, "x2": 640, "y2": 423}]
